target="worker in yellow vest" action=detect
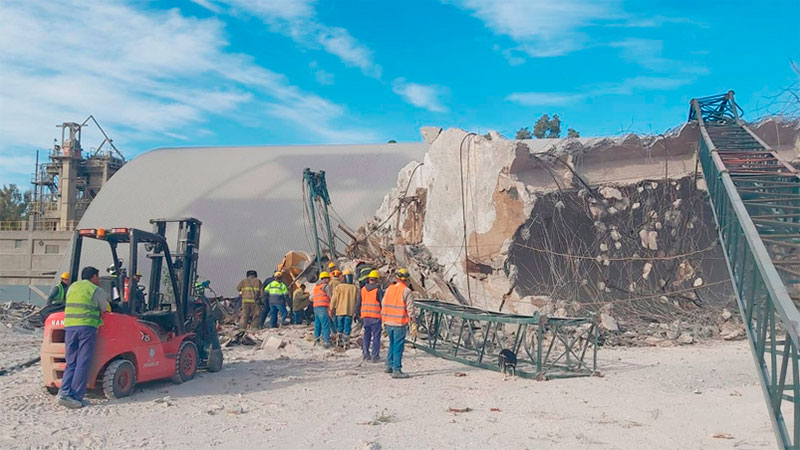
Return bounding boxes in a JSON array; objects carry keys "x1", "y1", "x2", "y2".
[
  {"x1": 236, "y1": 270, "x2": 262, "y2": 330},
  {"x1": 46, "y1": 272, "x2": 71, "y2": 306},
  {"x1": 264, "y1": 271, "x2": 290, "y2": 328},
  {"x1": 58, "y1": 266, "x2": 110, "y2": 408},
  {"x1": 312, "y1": 271, "x2": 333, "y2": 348},
  {"x1": 381, "y1": 268, "x2": 415, "y2": 378}
]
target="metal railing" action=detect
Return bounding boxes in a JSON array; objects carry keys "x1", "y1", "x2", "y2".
[
  {"x1": 409, "y1": 300, "x2": 598, "y2": 379},
  {"x1": 0, "y1": 220, "x2": 79, "y2": 232},
  {"x1": 691, "y1": 91, "x2": 800, "y2": 449}
]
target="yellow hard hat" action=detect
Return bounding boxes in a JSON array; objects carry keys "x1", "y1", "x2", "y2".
[
  {"x1": 60, "y1": 272, "x2": 70, "y2": 280},
  {"x1": 274, "y1": 271, "x2": 282, "y2": 278},
  {"x1": 396, "y1": 268, "x2": 409, "y2": 279},
  {"x1": 319, "y1": 271, "x2": 330, "y2": 279},
  {"x1": 328, "y1": 262, "x2": 336, "y2": 269},
  {"x1": 342, "y1": 269, "x2": 352, "y2": 275},
  {"x1": 367, "y1": 270, "x2": 380, "y2": 279}
]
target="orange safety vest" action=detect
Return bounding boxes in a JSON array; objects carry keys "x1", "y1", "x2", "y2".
[
  {"x1": 381, "y1": 282, "x2": 409, "y2": 326},
  {"x1": 312, "y1": 283, "x2": 330, "y2": 308},
  {"x1": 360, "y1": 286, "x2": 381, "y2": 319}
]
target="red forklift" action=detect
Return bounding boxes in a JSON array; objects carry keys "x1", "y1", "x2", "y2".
[{"x1": 41, "y1": 218, "x2": 223, "y2": 399}]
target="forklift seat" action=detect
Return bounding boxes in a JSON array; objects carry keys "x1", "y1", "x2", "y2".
[{"x1": 139, "y1": 310, "x2": 176, "y2": 333}]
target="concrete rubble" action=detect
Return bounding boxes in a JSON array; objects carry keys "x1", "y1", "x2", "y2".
[{"x1": 351, "y1": 118, "x2": 800, "y2": 345}]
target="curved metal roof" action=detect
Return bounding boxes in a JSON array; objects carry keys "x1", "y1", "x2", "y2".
[{"x1": 67, "y1": 143, "x2": 428, "y2": 296}]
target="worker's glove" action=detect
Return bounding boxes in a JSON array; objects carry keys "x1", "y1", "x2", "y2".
[{"x1": 410, "y1": 322, "x2": 419, "y2": 340}]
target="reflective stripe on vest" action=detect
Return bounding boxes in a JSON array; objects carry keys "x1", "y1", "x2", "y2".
[
  {"x1": 265, "y1": 281, "x2": 288, "y2": 296},
  {"x1": 312, "y1": 283, "x2": 330, "y2": 308},
  {"x1": 360, "y1": 286, "x2": 381, "y2": 319},
  {"x1": 381, "y1": 282, "x2": 409, "y2": 326},
  {"x1": 240, "y1": 282, "x2": 259, "y2": 303},
  {"x1": 358, "y1": 267, "x2": 373, "y2": 282},
  {"x1": 64, "y1": 280, "x2": 102, "y2": 328}
]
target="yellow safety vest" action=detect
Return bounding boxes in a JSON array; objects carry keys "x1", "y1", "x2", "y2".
[{"x1": 64, "y1": 280, "x2": 102, "y2": 328}]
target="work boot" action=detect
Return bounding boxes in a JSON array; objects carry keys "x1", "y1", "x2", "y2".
[
  {"x1": 384, "y1": 367, "x2": 393, "y2": 374},
  {"x1": 371, "y1": 356, "x2": 380, "y2": 363},
  {"x1": 323, "y1": 342, "x2": 332, "y2": 349},
  {"x1": 58, "y1": 396, "x2": 83, "y2": 409},
  {"x1": 391, "y1": 370, "x2": 410, "y2": 379}
]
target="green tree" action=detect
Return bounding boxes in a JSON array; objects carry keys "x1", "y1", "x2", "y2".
[
  {"x1": 387, "y1": 139, "x2": 397, "y2": 144},
  {"x1": 547, "y1": 114, "x2": 561, "y2": 138},
  {"x1": 533, "y1": 114, "x2": 561, "y2": 138},
  {"x1": 533, "y1": 114, "x2": 550, "y2": 138},
  {"x1": 515, "y1": 127, "x2": 533, "y2": 139},
  {"x1": 567, "y1": 128, "x2": 580, "y2": 138},
  {"x1": 0, "y1": 184, "x2": 29, "y2": 221}
]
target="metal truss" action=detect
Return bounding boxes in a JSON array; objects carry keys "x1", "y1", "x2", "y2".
[
  {"x1": 409, "y1": 300, "x2": 598, "y2": 379},
  {"x1": 691, "y1": 91, "x2": 800, "y2": 449}
]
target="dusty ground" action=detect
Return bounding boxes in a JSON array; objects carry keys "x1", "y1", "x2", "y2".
[
  {"x1": 0, "y1": 325, "x2": 776, "y2": 450},
  {"x1": 0, "y1": 324, "x2": 43, "y2": 369}
]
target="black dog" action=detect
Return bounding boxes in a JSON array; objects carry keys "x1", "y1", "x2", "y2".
[{"x1": 498, "y1": 348, "x2": 517, "y2": 379}]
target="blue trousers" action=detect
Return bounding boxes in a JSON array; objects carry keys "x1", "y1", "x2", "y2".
[
  {"x1": 362, "y1": 317, "x2": 381, "y2": 359},
  {"x1": 313, "y1": 307, "x2": 331, "y2": 344},
  {"x1": 293, "y1": 311, "x2": 304, "y2": 324},
  {"x1": 386, "y1": 325, "x2": 407, "y2": 372},
  {"x1": 60, "y1": 326, "x2": 98, "y2": 401},
  {"x1": 268, "y1": 304, "x2": 287, "y2": 328},
  {"x1": 335, "y1": 316, "x2": 353, "y2": 336}
]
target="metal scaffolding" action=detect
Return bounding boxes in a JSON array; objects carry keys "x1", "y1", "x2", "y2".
[
  {"x1": 691, "y1": 91, "x2": 800, "y2": 449},
  {"x1": 409, "y1": 300, "x2": 598, "y2": 379}
]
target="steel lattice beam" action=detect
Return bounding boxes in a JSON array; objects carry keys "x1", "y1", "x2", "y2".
[
  {"x1": 408, "y1": 300, "x2": 598, "y2": 379},
  {"x1": 691, "y1": 91, "x2": 800, "y2": 450}
]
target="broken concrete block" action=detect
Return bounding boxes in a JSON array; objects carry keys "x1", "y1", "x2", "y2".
[
  {"x1": 720, "y1": 322, "x2": 745, "y2": 341},
  {"x1": 642, "y1": 262, "x2": 653, "y2": 280},
  {"x1": 639, "y1": 229, "x2": 658, "y2": 250},
  {"x1": 677, "y1": 333, "x2": 694, "y2": 345},
  {"x1": 599, "y1": 313, "x2": 619, "y2": 332},
  {"x1": 420, "y1": 126, "x2": 442, "y2": 144},
  {"x1": 721, "y1": 308, "x2": 733, "y2": 321},
  {"x1": 599, "y1": 186, "x2": 623, "y2": 200},
  {"x1": 261, "y1": 336, "x2": 285, "y2": 352}
]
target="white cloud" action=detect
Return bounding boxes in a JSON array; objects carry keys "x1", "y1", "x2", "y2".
[
  {"x1": 446, "y1": 0, "x2": 617, "y2": 57},
  {"x1": 506, "y1": 92, "x2": 586, "y2": 106},
  {"x1": 507, "y1": 76, "x2": 692, "y2": 106},
  {"x1": 200, "y1": 0, "x2": 382, "y2": 77},
  {"x1": 0, "y1": 0, "x2": 375, "y2": 182},
  {"x1": 392, "y1": 80, "x2": 449, "y2": 113}
]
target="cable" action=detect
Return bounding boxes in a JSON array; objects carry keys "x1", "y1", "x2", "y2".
[{"x1": 458, "y1": 133, "x2": 476, "y2": 303}]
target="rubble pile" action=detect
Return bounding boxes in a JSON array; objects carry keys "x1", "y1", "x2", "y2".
[
  {"x1": 349, "y1": 119, "x2": 800, "y2": 345},
  {"x1": 0, "y1": 301, "x2": 39, "y2": 331}
]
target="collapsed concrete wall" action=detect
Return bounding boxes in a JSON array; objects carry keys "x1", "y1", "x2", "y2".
[{"x1": 354, "y1": 119, "x2": 800, "y2": 325}]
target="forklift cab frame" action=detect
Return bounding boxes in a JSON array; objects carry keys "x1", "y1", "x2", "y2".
[{"x1": 68, "y1": 218, "x2": 202, "y2": 336}]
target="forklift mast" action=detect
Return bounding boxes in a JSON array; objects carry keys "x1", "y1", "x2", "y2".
[{"x1": 151, "y1": 218, "x2": 202, "y2": 328}]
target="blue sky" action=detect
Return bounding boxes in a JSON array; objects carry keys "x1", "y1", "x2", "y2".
[{"x1": 1, "y1": 0, "x2": 798, "y2": 187}]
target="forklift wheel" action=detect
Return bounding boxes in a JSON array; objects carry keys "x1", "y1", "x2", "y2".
[
  {"x1": 102, "y1": 359, "x2": 136, "y2": 399},
  {"x1": 172, "y1": 341, "x2": 198, "y2": 383},
  {"x1": 207, "y1": 348, "x2": 223, "y2": 373}
]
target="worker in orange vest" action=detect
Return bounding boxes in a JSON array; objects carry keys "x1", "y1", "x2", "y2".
[
  {"x1": 381, "y1": 268, "x2": 415, "y2": 378},
  {"x1": 312, "y1": 271, "x2": 333, "y2": 348},
  {"x1": 358, "y1": 270, "x2": 383, "y2": 362}
]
